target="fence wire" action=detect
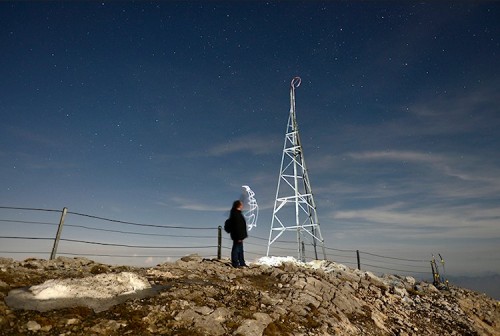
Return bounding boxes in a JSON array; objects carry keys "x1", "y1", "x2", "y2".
[{"x1": 1, "y1": 205, "x2": 433, "y2": 277}]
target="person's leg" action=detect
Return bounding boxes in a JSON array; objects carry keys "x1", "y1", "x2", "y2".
[
  {"x1": 238, "y1": 242, "x2": 246, "y2": 266},
  {"x1": 231, "y1": 240, "x2": 239, "y2": 267}
]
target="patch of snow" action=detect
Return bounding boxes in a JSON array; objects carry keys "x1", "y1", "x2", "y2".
[
  {"x1": 255, "y1": 256, "x2": 304, "y2": 267},
  {"x1": 256, "y1": 256, "x2": 385, "y2": 280},
  {"x1": 255, "y1": 256, "x2": 350, "y2": 273},
  {"x1": 30, "y1": 272, "x2": 151, "y2": 300}
]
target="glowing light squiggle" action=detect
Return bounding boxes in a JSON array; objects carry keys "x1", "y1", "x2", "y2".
[{"x1": 242, "y1": 185, "x2": 258, "y2": 231}]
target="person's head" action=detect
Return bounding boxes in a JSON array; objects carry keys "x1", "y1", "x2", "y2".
[{"x1": 232, "y1": 200, "x2": 243, "y2": 210}]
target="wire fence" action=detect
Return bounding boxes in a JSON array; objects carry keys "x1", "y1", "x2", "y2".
[{"x1": 0, "y1": 205, "x2": 432, "y2": 279}]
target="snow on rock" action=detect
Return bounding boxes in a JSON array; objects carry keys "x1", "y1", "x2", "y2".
[
  {"x1": 30, "y1": 272, "x2": 151, "y2": 300},
  {"x1": 256, "y1": 256, "x2": 400, "y2": 288},
  {"x1": 255, "y1": 256, "x2": 303, "y2": 267},
  {"x1": 255, "y1": 256, "x2": 350, "y2": 273}
]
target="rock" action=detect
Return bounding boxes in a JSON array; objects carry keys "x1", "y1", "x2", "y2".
[
  {"x1": 364, "y1": 271, "x2": 387, "y2": 289},
  {"x1": 66, "y1": 318, "x2": 80, "y2": 325},
  {"x1": 90, "y1": 264, "x2": 110, "y2": 274},
  {"x1": 0, "y1": 257, "x2": 14, "y2": 265},
  {"x1": 180, "y1": 254, "x2": 203, "y2": 262},
  {"x1": 404, "y1": 276, "x2": 416, "y2": 287},
  {"x1": 0, "y1": 256, "x2": 498, "y2": 336},
  {"x1": 193, "y1": 310, "x2": 228, "y2": 336},
  {"x1": 194, "y1": 305, "x2": 213, "y2": 315},
  {"x1": 0, "y1": 279, "x2": 10, "y2": 290},
  {"x1": 235, "y1": 313, "x2": 272, "y2": 336},
  {"x1": 174, "y1": 308, "x2": 199, "y2": 322},
  {"x1": 391, "y1": 285, "x2": 408, "y2": 297},
  {"x1": 90, "y1": 320, "x2": 122, "y2": 334},
  {"x1": 371, "y1": 310, "x2": 388, "y2": 332},
  {"x1": 40, "y1": 324, "x2": 52, "y2": 332},
  {"x1": 23, "y1": 259, "x2": 43, "y2": 269},
  {"x1": 210, "y1": 307, "x2": 232, "y2": 322},
  {"x1": 26, "y1": 320, "x2": 41, "y2": 331}
]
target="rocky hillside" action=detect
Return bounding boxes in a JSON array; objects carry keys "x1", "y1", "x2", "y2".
[{"x1": 0, "y1": 255, "x2": 499, "y2": 336}]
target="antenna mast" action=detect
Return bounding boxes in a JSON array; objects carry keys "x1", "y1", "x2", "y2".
[{"x1": 267, "y1": 77, "x2": 326, "y2": 261}]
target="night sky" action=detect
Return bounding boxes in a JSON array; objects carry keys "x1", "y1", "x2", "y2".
[{"x1": 1, "y1": 2, "x2": 499, "y2": 277}]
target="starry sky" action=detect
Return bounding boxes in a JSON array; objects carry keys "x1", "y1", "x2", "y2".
[{"x1": 1, "y1": 2, "x2": 499, "y2": 278}]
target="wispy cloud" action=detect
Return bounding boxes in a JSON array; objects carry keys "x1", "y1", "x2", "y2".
[
  {"x1": 348, "y1": 150, "x2": 439, "y2": 163},
  {"x1": 310, "y1": 147, "x2": 500, "y2": 245},
  {"x1": 203, "y1": 134, "x2": 281, "y2": 157},
  {"x1": 405, "y1": 89, "x2": 500, "y2": 139},
  {"x1": 166, "y1": 197, "x2": 228, "y2": 212},
  {"x1": 330, "y1": 202, "x2": 500, "y2": 240},
  {"x1": 347, "y1": 149, "x2": 500, "y2": 192},
  {"x1": 5, "y1": 125, "x2": 62, "y2": 148}
]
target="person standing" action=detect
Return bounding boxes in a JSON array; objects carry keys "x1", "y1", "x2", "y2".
[{"x1": 229, "y1": 200, "x2": 248, "y2": 267}]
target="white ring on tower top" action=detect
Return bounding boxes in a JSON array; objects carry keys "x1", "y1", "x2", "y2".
[{"x1": 291, "y1": 76, "x2": 301, "y2": 88}]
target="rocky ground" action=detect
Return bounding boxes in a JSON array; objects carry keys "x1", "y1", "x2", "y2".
[{"x1": 0, "y1": 255, "x2": 499, "y2": 336}]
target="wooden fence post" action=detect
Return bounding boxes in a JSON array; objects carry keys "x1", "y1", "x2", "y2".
[
  {"x1": 217, "y1": 226, "x2": 222, "y2": 260},
  {"x1": 356, "y1": 250, "x2": 361, "y2": 270},
  {"x1": 50, "y1": 207, "x2": 68, "y2": 260}
]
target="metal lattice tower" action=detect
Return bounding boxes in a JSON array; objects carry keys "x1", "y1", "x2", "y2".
[{"x1": 267, "y1": 77, "x2": 326, "y2": 262}]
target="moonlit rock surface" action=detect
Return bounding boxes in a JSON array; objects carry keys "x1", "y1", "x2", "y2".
[{"x1": 30, "y1": 272, "x2": 151, "y2": 300}]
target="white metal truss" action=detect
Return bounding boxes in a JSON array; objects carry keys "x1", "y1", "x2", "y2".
[{"x1": 267, "y1": 77, "x2": 326, "y2": 261}]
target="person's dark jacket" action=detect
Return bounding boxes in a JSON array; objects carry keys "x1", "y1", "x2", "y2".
[{"x1": 229, "y1": 208, "x2": 248, "y2": 241}]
